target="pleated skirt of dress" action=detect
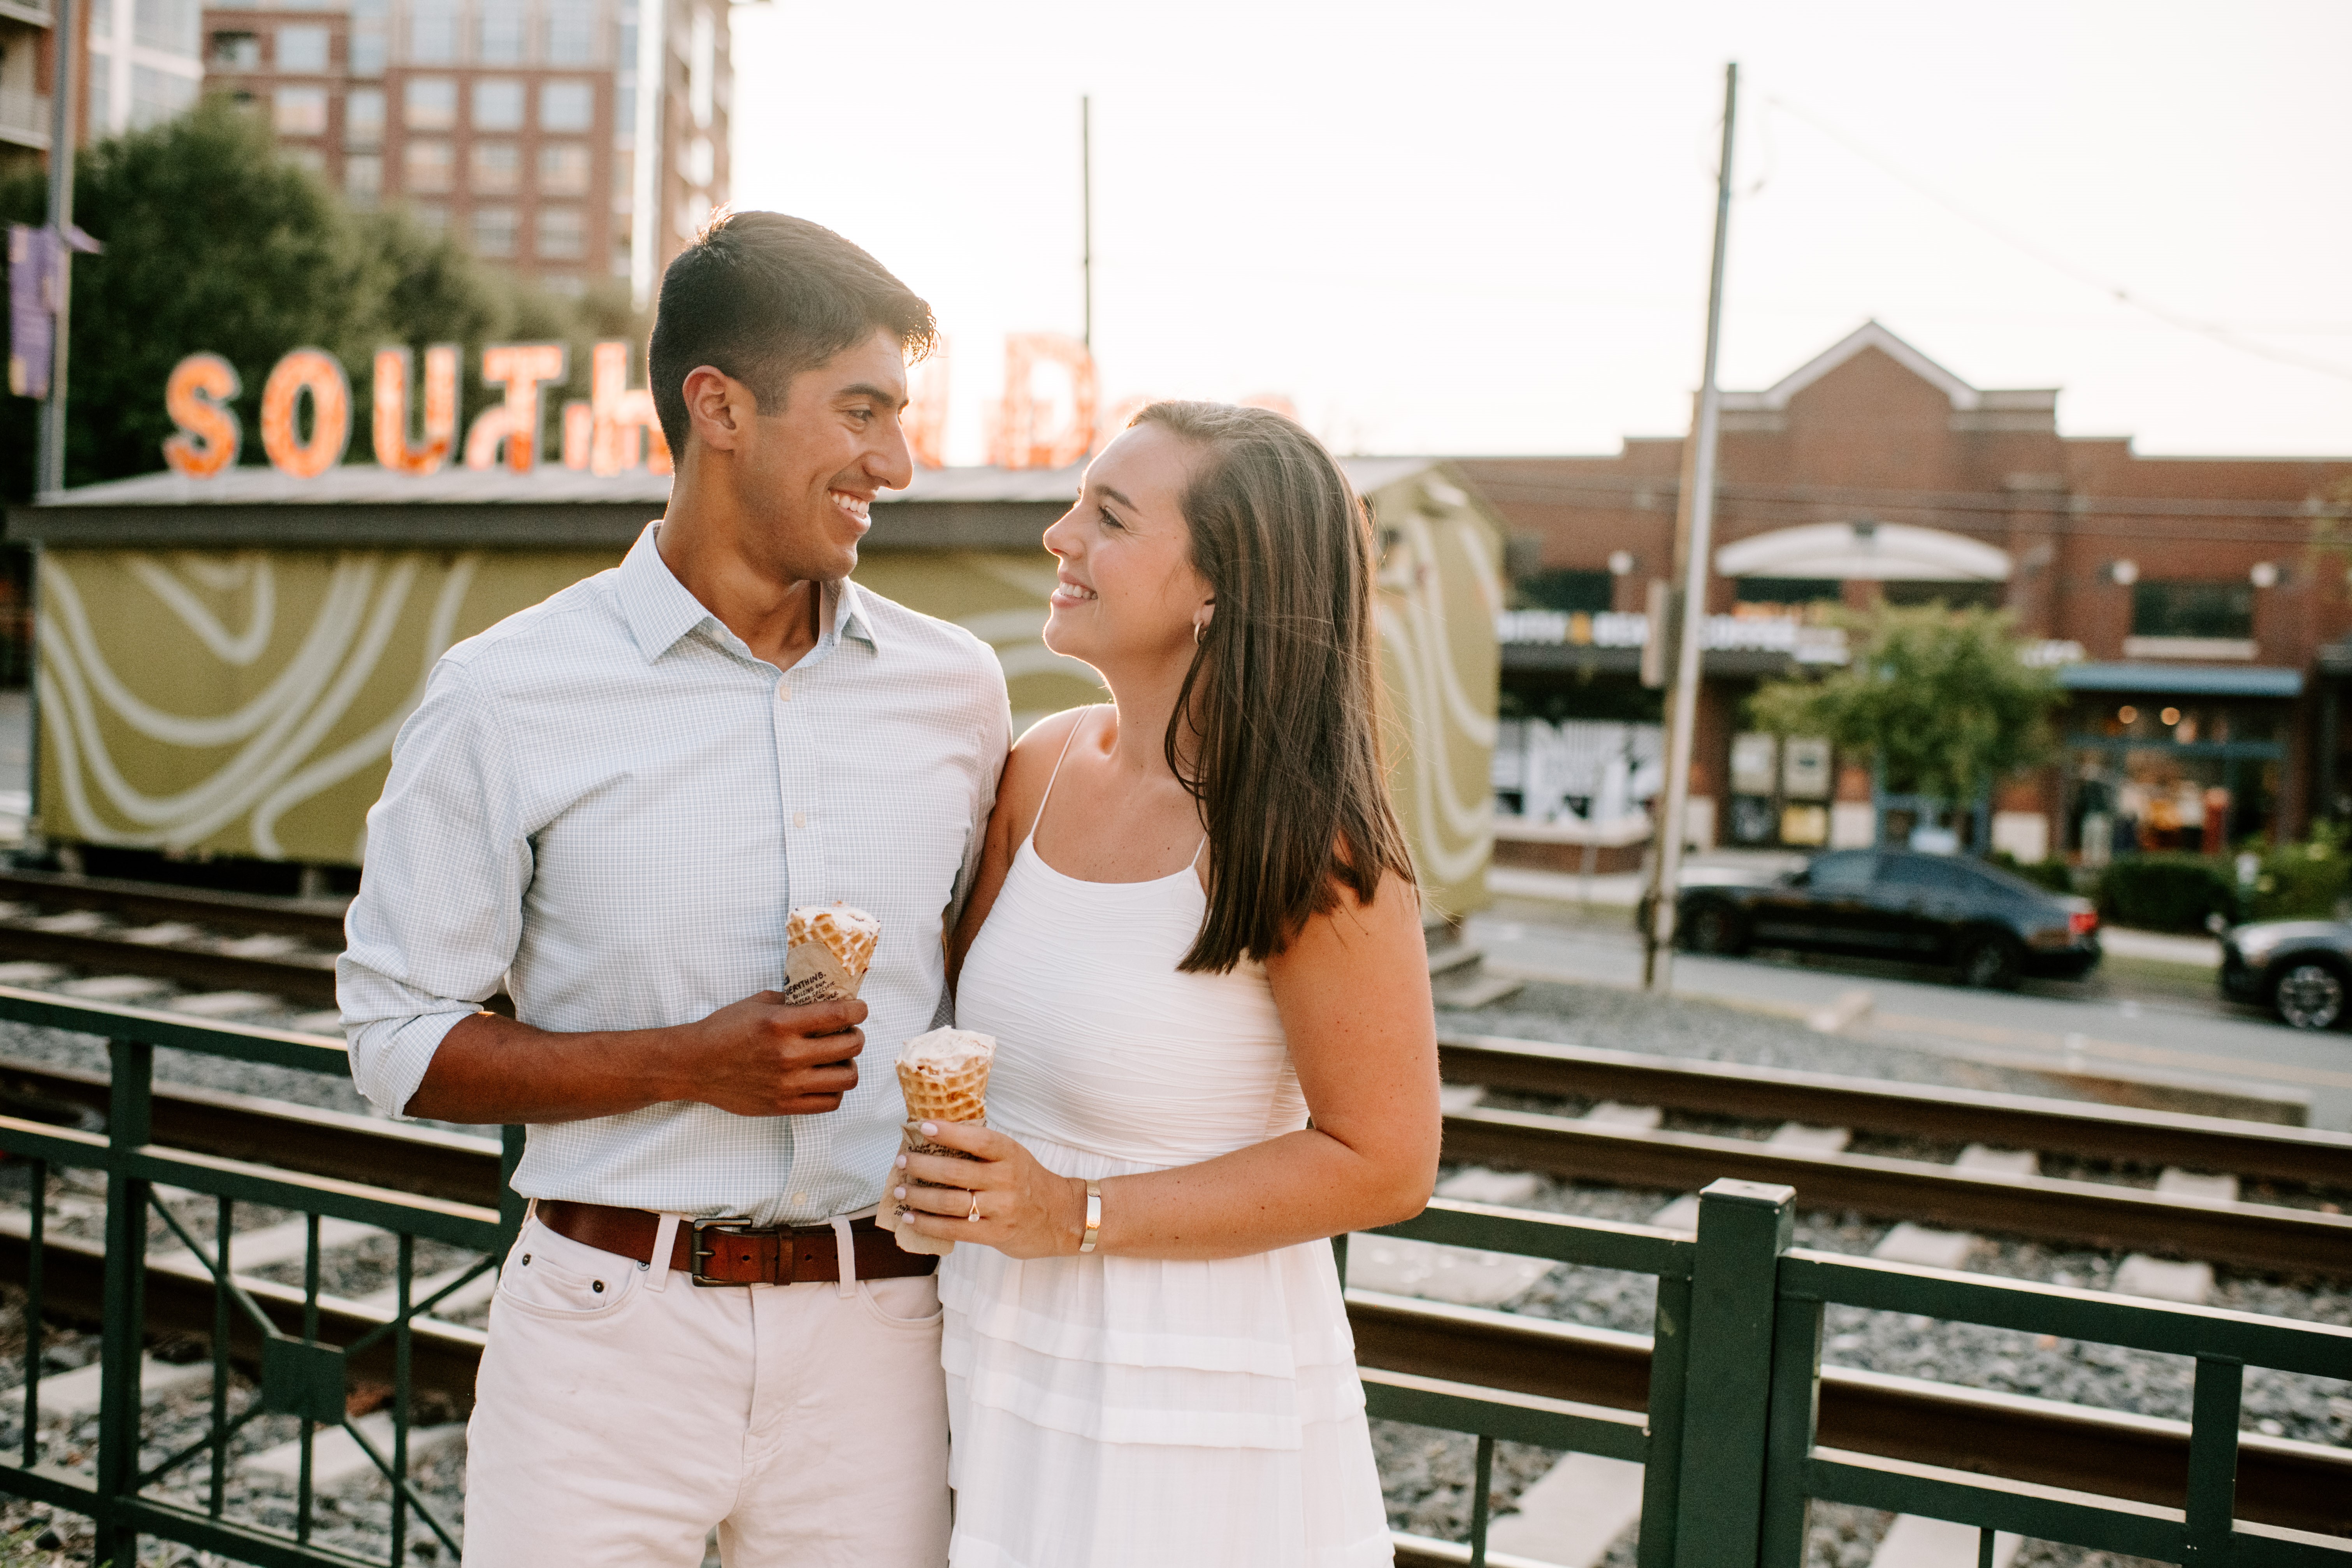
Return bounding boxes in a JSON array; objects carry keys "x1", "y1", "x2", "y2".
[{"x1": 938, "y1": 1134, "x2": 1394, "y2": 1568}]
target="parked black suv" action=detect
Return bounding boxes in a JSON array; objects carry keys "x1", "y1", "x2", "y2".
[{"x1": 1674, "y1": 849, "x2": 2102, "y2": 989}]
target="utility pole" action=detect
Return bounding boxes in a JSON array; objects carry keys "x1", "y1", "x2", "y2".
[
  {"x1": 1642, "y1": 61, "x2": 1738, "y2": 992},
  {"x1": 1080, "y1": 94, "x2": 1093, "y2": 352},
  {"x1": 35, "y1": 0, "x2": 83, "y2": 497}
]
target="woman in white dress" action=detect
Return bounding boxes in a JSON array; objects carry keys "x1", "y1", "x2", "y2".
[{"x1": 890, "y1": 402, "x2": 1440, "y2": 1567}]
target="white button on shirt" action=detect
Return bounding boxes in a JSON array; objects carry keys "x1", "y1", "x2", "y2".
[{"x1": 338, "y1": 523, "x2": 1011, "y2": 1226}]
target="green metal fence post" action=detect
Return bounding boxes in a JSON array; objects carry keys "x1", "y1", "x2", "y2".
[
  {"x1": 95, "y1": 1037, "x2": 155, "y2": 1568},
  {"x1": 1637, "y1": 1272, "x2": 1694, "y2": 1568},
  {"x1": 1670, "y1": 1179, "x2": 1794, "y2": 1568},
  {"x1": 499, "y1": 1124, "x2": 528, "y2": 1250},
  {"x1": 2182, "y1": 1354, "x2": 2244, "y2": 1568},
  {"x1": 1758, "y1": 1279, "x2": 1824, "y2": 1568},
  {"x1": 19, "y1": 1157, "x2": 43, "y2": 1471}
]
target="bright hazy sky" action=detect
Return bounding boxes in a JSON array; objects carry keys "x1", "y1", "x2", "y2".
[{"x1": 729, "y1": 2, "x2": 2352, "y2": 465}]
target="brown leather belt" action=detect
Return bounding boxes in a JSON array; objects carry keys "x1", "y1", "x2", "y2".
[{"x1": 535, "y1": 1199, "x2": 936, "y2": 1287}]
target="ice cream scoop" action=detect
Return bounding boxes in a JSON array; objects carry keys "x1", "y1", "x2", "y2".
[
  {"x1": 896, "y1": 1027, "x2": 994, "y2": 1125},
  {"x1": 783, "y1": 903, "x2": 879, "y2": 1003}
]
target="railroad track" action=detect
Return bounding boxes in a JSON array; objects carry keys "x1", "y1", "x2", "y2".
[
  {"x1": 1435, "y1": 1031, "x2": 2352, "y2": 1281},
  {"x1": 0, "y1": 869, "x2": 348, "y2": 1009},
  {"x1": 12, "y1": 860, "x2": 2335, "y2": 1279},
  {"x1": 2, "y1": 1023, "x2": 2347, "y2": 1279}
]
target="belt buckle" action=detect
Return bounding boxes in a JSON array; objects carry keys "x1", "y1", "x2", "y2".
[{"x1": 688, "y1": 1217, "x2": 756, "y2": 1287}]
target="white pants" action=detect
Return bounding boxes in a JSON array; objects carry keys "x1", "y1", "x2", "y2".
[{"x1": 460, "y1": 1214, "x2": 952, "y2": 1567}]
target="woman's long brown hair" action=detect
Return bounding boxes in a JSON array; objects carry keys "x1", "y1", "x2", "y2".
[{"x1": 1134, "y1": 401, "x2": 1418, "y2": 973}]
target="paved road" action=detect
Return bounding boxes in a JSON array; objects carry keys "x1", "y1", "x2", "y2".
[{"x1": 1467, "y1": 905, "x2": 2352, "y2": 1130}]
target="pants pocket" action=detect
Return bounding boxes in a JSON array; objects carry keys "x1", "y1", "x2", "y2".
[
  {"x1": 858, "y1": 1273, "x2": 944, "y2": 1330},
  {"x1": 494, "y1": 1219, "x2": 643, "y2": 1320}
]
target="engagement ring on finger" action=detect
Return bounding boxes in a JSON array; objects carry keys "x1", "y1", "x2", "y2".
[{"x1": 967, "y1": 1191, "x2": 982, "y2": 1222}]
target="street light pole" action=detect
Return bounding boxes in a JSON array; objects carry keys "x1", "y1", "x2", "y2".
[
  {"x1": 35, "y1": 0, "x2": 82, "y2": 496},
  {"x1": 1644, "y1": 61, "x2": 1739, "y2": 993}
]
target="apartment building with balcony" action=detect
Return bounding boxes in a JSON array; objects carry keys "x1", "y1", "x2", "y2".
[
  {"x1": 0, "y1": 0, "x2": 228, "y2": 177},
  {"x1": 198, "y1": 0, "x2": 735, "y2": 293},
  {"x1": 0, "y1": 0, "x2": 56, "y2": 178}
]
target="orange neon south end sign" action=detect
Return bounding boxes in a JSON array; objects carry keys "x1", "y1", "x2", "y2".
[{"x1": 160, "y1": 342, "x2": 671, "y2": 481}]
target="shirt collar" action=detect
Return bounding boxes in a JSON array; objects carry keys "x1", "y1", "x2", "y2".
[
  {"x1": 617, "y1": 523, "x2": 713, "y2": 663},
  {"x1": 832, "y1": 576, "x2": 881, "y2": 652},
  {"x1": 618, "y1": 521, "x2": 884, "y2": 664}
]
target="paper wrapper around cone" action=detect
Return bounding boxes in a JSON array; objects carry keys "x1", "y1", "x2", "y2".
[
  {"x1": 878, "y1": 1028, "x2": 995, "y2": 1256},
  {"x1": 781, "y1": 903, "x2": 880, "y2": 1005}
]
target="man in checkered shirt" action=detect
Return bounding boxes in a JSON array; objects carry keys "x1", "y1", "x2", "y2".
[{"x1": 339, "y1": 212, "x2": 1010, "y2": 1566}]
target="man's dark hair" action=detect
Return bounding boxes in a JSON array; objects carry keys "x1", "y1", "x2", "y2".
[{"x1": 647, "y1": 210, "x2": 937, "y2": 457}]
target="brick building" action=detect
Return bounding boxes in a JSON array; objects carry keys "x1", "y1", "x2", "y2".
[
  {"x1": 197, "y1": 0, "x2": 736, "y2": 295},
  {"x1": 1462, "y1": 321, "x2": 2352, "y2": 863}
]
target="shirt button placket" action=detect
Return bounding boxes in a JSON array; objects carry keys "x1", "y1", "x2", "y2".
[{"x1": 777, "y1": 675, "x2": 827, "y2": 908}]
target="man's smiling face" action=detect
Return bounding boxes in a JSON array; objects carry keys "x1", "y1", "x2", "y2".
[{"x1": 733, "y1": 327, "x2": 915, "y2": 585}]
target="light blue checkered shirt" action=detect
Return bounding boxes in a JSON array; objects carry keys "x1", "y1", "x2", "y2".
[{"x1": 339, "y1": 523, "x2": 1010, "y2": 1226}]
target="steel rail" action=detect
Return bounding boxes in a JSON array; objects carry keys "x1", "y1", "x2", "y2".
[
  {"x1": 1442, "y1": 1103, "x2": 2352, "y2": 1278},
  {"x1": 5, "y1": 1220, "x2": 2341, "y2": 1542},
  {"x1": 0, "y1": 927, "x2": 339, "y2": 1006},
  {"x1": 0, "y1": 869, "x2": 351, "y2": 946},
  {"x1": 1439, "y1": 1032, "x2": 2352, "y2": 1190},
  {"x1": 0, "y1": 1056, "x2": 500, "y2": 1206}
]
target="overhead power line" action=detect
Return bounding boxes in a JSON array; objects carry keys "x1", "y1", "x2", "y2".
[{"x1": 1761, "y1": 92, "x2": 2352, "y2": 387}]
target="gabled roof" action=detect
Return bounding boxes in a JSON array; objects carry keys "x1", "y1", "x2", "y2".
[{"x1": 1720, "y1": 320, "x2": 2017, "y2": 414}]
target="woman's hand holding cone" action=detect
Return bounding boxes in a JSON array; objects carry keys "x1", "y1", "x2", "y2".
[{"x1": 894, "y1": 1120, "x2": 1090, "y2": 1260}]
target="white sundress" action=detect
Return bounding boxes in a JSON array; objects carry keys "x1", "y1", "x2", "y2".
[{"x1": 941, "y1": 718, "x2": 1393, "y2": 1568}]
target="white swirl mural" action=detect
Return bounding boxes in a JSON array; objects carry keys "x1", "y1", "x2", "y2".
[{"x1": 36, "y1": 550, "x2": 614, "y2": 864}]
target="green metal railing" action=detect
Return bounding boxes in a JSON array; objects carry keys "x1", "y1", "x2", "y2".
[
  {"x1": 0, "y1": 986, "x2": 2346, "y2": 1568},
  {"x1": 1350, "y1": 1178, "x2": 2352, "y2": 1568},
  {"x1": 0, "y1": 988, "x2": 522, "y2": 1567}
]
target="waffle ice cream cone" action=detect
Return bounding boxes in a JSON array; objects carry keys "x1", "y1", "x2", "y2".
[
  {"x1": 782, "y1": 903, "x2": 880, "y2": 1004},
  {"x1": 897, "y1": 1028, "x2": 994, "y2": 1124},
  {"x1": 878, "y1": 1027, "x2": 996, "y2": 1256}
]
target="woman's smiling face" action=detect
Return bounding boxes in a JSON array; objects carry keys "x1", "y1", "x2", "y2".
[{"x1": 1041, "y1": 423, "x2": 1214, "y2": 673}]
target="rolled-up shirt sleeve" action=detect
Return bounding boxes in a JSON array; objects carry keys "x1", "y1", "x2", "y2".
[{"x1": 338, "y1": 659, "x2": 530, "y2": 1117}]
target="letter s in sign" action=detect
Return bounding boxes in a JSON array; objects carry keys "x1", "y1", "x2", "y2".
[{"x1": 161, "y1": 353, "x2": 243, "y2": 478}]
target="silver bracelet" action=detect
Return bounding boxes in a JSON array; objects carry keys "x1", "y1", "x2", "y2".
[{"x1": 1078, "y1": 1178, "x2": 1102, "y2": 1254}]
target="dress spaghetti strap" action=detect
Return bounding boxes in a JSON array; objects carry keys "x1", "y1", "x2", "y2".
[{"x1": 1025, "y1": 708, "x2": 1096, "y2": 850}]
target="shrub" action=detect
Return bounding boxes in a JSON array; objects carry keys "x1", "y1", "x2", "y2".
[
  {"x1": 2095, "y1": 854, "x2": 2238, "y2": 933},
  {"x1": 2244, "y1": 830, "x2": 2352, "y2": 923}
]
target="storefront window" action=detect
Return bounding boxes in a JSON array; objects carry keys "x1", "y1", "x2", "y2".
[
  {"x1": 1727, "y1": 731, "x2": 1833, "y2": 847},
  {"x1": 2133, "y1": 581, "x2": 2253, "y2": 641},
  {"x1": 2068, "y1": 747, "x2": 2277, "y2": 861},
  {"x1": 1518, "y1": 569, "x2": 1612, "y2": 614}
]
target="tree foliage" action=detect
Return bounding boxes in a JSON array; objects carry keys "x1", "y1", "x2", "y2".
[
  {"x1": 2, "y1": 96, "x2": 644, "y2": 500},
  {"x1": 1748, "y1": 602, "x2": 2062, "y2": 814}
]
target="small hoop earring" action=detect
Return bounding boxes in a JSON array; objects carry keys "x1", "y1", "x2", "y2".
[{"x1": 1194, "y1": 620, "x2": 1207, "y2": 647}]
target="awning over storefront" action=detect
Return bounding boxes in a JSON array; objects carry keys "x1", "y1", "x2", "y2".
[
  {"x1": 2055, "y1": 662, "x2": 2303, "y2": 697},
  {"x1": 1714, "y1": 520, "x2": 2011, "y2": 581}
]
